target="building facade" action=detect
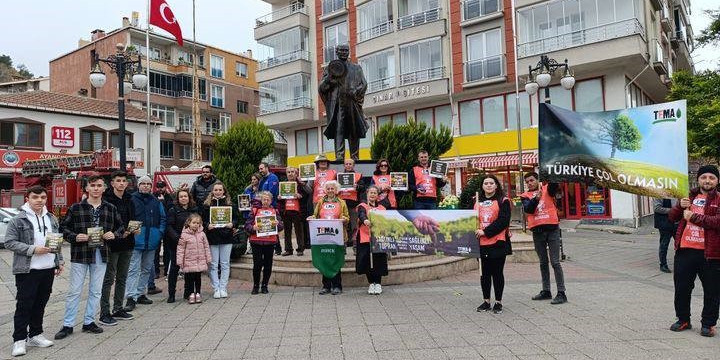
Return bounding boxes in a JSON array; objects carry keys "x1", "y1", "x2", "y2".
[
  {"x1": 50, "y1": 15, "x2": 260, "y2": 171},
  {"x1": 257, "y1": 0, "x2": 692, "y2": 225},
  {"x1": 0, "y1": 77, "x2": 50, "y2": 94}
]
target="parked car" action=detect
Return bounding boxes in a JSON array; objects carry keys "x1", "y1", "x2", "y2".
[{"x1": 0, "y1": 207, "x2": 20, "y2": 248}]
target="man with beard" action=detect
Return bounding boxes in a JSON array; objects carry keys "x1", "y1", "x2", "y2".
[{"x1": 190, "y1": 165, "x2": 218, "y2": 205}]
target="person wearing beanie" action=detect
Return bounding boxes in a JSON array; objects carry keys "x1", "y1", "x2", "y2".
[{"x1": 668, "y1": 164, "x2": 720, "y2": 337}]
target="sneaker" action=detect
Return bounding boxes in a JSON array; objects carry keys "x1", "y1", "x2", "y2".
[
  {"x1": 213, "y1": 290, "x2": 221, "y2": 299},
  {"x1": 147, "y1": 287, "x2": 162, "y2": 295},
  {"x1": 368, "y1": 284, "x2": 376, "y2": 295},
  {"x1": 701, "y1": 325, "x2": 716, "y2": 337},
  {"x1": 54, "y1": 326, "x2": 73, "y2": 340},
  {"x1": 318, "y1": 288, "x2": 331, "y2": 295},
  {"x1": 261, "y1": 286, "x2": 269, "y2": 294},
  {"x1": 195, "y1": 293, "x2": 202, "y2": 303},
  {"x1": 282, "y1": 251, "x2": 293, "y2": 256},
  {"x1": 98, "y1": 314, "x2": 117, "y2": 326},
  {"x1": 124, "y1": 298, "x2": 136, "y2": 312},
  {"x1": 296, "y1": 251, "x2": 304, "y2": 256},
  {"x1": 112, "y1": 310, "x2": 134, "y2": 321},
  {"x1": 220, "y1": 289, "x2": 228, "y2": 298},
  {"x1": 375, "y1": 284, "x2": 382, "y2": 295},
  {"x1": 532, "y1": 290, "x2": 552, "y2": 300},
  {"x1": 476, "y1": 302, "x2": 491, "y2": 312},
  {"x1": 492, "y1": 303, "x2": 503, "y2": 314},
  {"x1": 137, "y1": 295, "x2": 153, "y2": 305},
  {"x1": 12, "y1": 340, "x2": 26, "y2": 356},
  {"x1": 81, "y1": 322, "x2": 103, "y2": 334},
  {"x1": 188, "y1": 293, "x2": 196, "y2": 304},
  {"x1": 251, "y1": 286, "x2": 259, "y2": 295},
  {"x1": 660, "y1": 264, "x2": 672, "y2": 273},
  {"x1": 331, "y1": 287, "x2": 342, "y2": 295},
  {"x1": 550, "y1": 292, "x2": 567, "y2": 305},
  {"x1": 27, "y1": 334, "x2": 53, "y2": 348},
  {"x1": 670, "y1": 320, "x2": 692, "y2": 332}
]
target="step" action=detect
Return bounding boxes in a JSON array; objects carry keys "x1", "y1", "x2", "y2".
[{"x1": 234, "y1": 252, "x2": 437, "y2": 268}]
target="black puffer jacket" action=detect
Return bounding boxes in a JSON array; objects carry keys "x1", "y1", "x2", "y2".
[
  {"x1": 191, "y1": 175, "x2": 218, "y2": 205},
  {"x1": 201, "y1": 197, "x2": 238, "y2": 245},
  {"x1": 166, "y1": 205, "x2": 199, "y2": 248},
  {"x1": 102, "y1": 187, "x2": 135, "y2": 252}
]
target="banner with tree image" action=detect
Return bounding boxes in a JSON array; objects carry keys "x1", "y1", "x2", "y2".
[
  {"x1": 539, "y1": 101, "x2": 688, "y2": 198},
  {"x1": 369, "y1": 210, "x2": 480, "y2": 257}
]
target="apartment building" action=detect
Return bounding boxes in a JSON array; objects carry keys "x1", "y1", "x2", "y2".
[
  {"x1": 50, "y1": 15, "x2": 260, "y2": 170},
  {"x1": 255, "y1": 0, "x2": 693, "y2": 224}
]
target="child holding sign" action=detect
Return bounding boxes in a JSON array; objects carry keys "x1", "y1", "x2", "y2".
[{"x1": 245, "y1": 191, "x2": 283, "y2": 294}]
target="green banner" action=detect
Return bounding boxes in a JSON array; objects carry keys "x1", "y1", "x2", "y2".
[{"x1": 309, "y1": 219, "x2": 345, "y2": 278}]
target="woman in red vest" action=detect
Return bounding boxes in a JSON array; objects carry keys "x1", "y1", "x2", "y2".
[
  {"x1": 370, "y1": 158, "x2": 397, "y2": 209},
  {"x1": 245, "y1": 191, "x2": 283, "y2": 295},
  {"x1": 356, "y1": 186, "x2": 390, "y2": 295},
  {"x1": 474, "y1": 174, "x2": 512, "y2": 314}
]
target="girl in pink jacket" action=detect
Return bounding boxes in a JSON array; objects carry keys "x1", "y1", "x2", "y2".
[{"x1": 177, "y1": 214, "x2": 212, "y2": 304}]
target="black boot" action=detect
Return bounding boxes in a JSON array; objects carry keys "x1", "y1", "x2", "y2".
[
  {"x1": 167, "y1": 294, "x2": 176, "y2": 303},
  {"x1": 261, "y1": 284, "x2": 269, "y2": 294}
]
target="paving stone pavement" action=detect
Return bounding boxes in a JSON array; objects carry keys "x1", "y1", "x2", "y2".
[{"x1": 0, "y1": 229, "x2": 719, "y2": 359}]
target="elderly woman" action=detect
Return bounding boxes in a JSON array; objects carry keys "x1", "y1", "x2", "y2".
[{"x1": 308, "y1": 180, "x2": 349, "y2": 295}]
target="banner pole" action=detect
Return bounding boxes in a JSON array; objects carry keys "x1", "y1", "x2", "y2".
[
  {"x1": 145, "y1": 0, "x2": 152, "y2": 174},
  {"x1": 476, "y1": 191, "x2": 482, "y2": 277}
]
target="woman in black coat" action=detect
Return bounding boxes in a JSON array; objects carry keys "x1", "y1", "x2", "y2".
[{"x1": 165, "y1": 189, "x2": 198, "y2": 303}]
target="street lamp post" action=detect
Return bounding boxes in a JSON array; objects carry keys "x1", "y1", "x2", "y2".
[{"x1": 89, "y1": 43, "x2": 148, "y2": 170}]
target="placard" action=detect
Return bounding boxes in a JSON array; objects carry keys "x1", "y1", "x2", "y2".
[
  {"x1": 299, "y1": 163, "x2": 316, "y2": 181},
  {"x1": 279, "y1": 181, "x2": 298, "y2": 200},
  {"x1": 238, "y1": 194, "x2": 251, "y2": 211},
  {"x1": 390, "y1": 172, "x2": 408, "y2": 191},
  {"x1": 87, "y1": 227, "x2": 103, "y2": 248},
  {"x1": 429, "y1": 160, "x2": 448, "y2": 178},
  {"x1": 337, "y1": 173, "x2": 355, "y2": 190},
  {"x1": 209, "y1": 206, "x2": 233, "y2": 226},
  {"x1": 45, "y1": 233, "x2": 64, "y2": 253},
  {"x1": 126, "y1": 220, "x2": 142, "y2": 233},
  {"x1": 256, "y1": 215, "x2": 278, "y2": 237}
]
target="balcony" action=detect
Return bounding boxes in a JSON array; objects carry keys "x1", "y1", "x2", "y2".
[
  {"x1": 358, "y1": 20, "x2": 394, "y2": 43},
  {"x1": 397, "y1": 7, "x2": 441, "y2": 30},
  {"x1": 517, "y1": 18, "x2": 645, "y2": 58},
  {"x1": 259, "y1": 97, "x2": 312, "y2": 115},
  {"x1": 399, "y1": 66, "x2": 444, "y2": 86},
  {"x1": 321, "y1": 0, "x2": 346, "y2": 19},
  {"x1": 150, "y1": 87, "x2": 177, "y2": 97},
  {"x1": 258, "y1": 97, "x2": 314, "y2": 129},
  {"x1": 660, "y1": 3, "x2": 672, "y2": 33},
  {"x1": 178, "y1": 124, "x2": 194, "y2": 133},
  {"x1": 464, "y1": 54, "x2": 505, "y2": 84},
  {"x1": 649, "y1": 0, "x2": 663, "y2": 11},
  {"x1": 367, "y1": 76, "x2": 395, "y2": 93},
  {"x1": 178, "y1": 90, "x2": 207, "y2": 101},
  {"x1": 652, "y1": 39, "x2": 667, "y2": 75},
  {"x1": 255, "y1": 2, "x2": 306, "y2": 27},
  {"x1": 258, "y1": 50, "x2": 311, "y2": 70},
  {"x1": 461, "y1": 0, "x2": 500, "y2": 24},
  {"x1": 254, "y1": 4, "x2": 309, "y2": 40}
]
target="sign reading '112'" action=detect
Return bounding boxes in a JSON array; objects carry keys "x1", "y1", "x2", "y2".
[{"x1": 51, "y1": 127, "x2": 74, "y2": 148}]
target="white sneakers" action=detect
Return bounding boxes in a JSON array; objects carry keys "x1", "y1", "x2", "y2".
[
  {"x1": 367, "y1": 284, "x2": 375, "y2": 294},
  {"x1": 12, "y1": 334, "x2": 54, "y2": 357},
  {"x1": 220, "y1": 289, "x2": 228, "y2": 298},
  {"x1": 213, "y1": 290, "x2": 221, "y2": 299},
  {"x1": 367, "y1": 284, "x2": 383, "y2": 295}
]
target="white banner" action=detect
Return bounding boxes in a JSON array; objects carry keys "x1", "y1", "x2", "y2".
[{"x1": 308, "y1": 219, "x2": 344, "y2": 246}]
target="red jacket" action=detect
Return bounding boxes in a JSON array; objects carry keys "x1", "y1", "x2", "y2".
[{"x1": 669, "y1": 188, "x2": 720, "y2": 259}]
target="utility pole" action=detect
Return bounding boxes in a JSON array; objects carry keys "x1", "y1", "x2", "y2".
[{"x1": 192, "y1": 0, "x2": 202, "y2": 161}]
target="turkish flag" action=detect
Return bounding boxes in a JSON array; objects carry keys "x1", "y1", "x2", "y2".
[{"x1": 149, "y1": 0, "x2": 183, "y2": 47}]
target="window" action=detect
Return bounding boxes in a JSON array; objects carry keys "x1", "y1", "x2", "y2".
[
  {"x1": 179, "y1": 144, "x2": 193, "y2": 160},
  {"x1": 322, "y1": 126, "x2": 334, "y2": 153},
  {"x1": 211, "y1": 84, "x2": 224, "y2": 108},
  {"x1": 377, "y1": 112, "x2": 406, "y2": 129},
  {"x1": 257, "y1": 27, "x2": 310, "y2": 69},
  {"x1": 178, "y1": 112, "x2": 194, "y2": 132},
  {"x1": 150, "y1": 104, "x2": 175, "y2": 127},
  {"x1": 149, "y1": 72, "x2": 206, "y2": 99},
  {"x1": 357, "y1": 0, "x2": 393, "y2": 42},
  {"x1": 459, "y1": 100, "x2": 481, "y2": 135},
  {"x1": 237, "y1": 100, "x2": 248, "y2": 114},
  {"x1": 80, "y1": 128, "x2": 105, "y2": 152},
  {"x1": 236, "y1": 62, "x2": 248, "y2": 78},
  {"x1": 398, "y1": 0, "x2": 441, "y2": 29},
  {"x1": 204, "y1": 147, "x2": 214, "y2": 161},
  {"x1": 210, "y1": 55, "x2": 224, "y2": 78},
  {"x1": 482, "y1": 95, "x2": 505, "y2": 133},
  {"x1": 574, "y1": 78, "x2": 603, "y2": 112},
  {"x1": 322, "y1": 0, "x2": 345, "y2": 15},
  {"x1": 399, "y1": 37, "x2": 442, "y2": 85},
  {"x1": 109, "y1": 131, "x2": 132, "y2": 149},
  {"x1": 416, "y1": 105, "x2": 452, "y2": 130},
  {"x1": 218, "y1": 113, "x2": 231, "y2": 134},
  {"x1": 324, "y1": 22, "x2": 348, "y2": 62},
  {"x1": 259, "y1": 74, "x2": 311, "y2": 114},
  {"x1": 465, "y1": 28, "x2": 503, "y2": 82},
  {"x1": 160, "y1": 140, "x2": 174, "y2": 159},
  {"x1": 540, "y1": 85, "x2": 572, "y2": 109},
  {"x1": 506, "y1": 92, "x2": 532, "y2": 129},
  {"x1": 359, "y1": 49, "x2": 395, "y2": 93},
  {"x1": 295, "y1": 128, "x2": 319, "y2": 156},
  {"x1": 463, "y1": 0, "x2": 500, "y2": 21},
  {"x1": 0, "y1": 121, "x2": 42, "y2": 148}
]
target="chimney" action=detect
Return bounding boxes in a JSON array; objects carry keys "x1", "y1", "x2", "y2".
[
  {"x1": 90, "y1": 29, "x2": 106, "y2": 41},
  {"x1": 245, "y1": 49, "x2": 253, "y2": 58},
  {"x1": 122, "y1": 17, "x2": 130, "y2": 27}
]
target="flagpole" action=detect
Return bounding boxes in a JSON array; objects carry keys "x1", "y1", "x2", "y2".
[
  {"x1": 510, "y1": 0, "x2": 526, "y2": 232},
  {"x1": 146, "y1": 0, "x2": 152, "y2": 175}
]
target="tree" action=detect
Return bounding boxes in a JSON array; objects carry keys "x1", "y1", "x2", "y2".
[
  {"x1": 593, "y1": 114, "x2": 642, "y2": 158},
  {"x1": 459, "y1": 172, "x2": 486, "y2": 210},
  {"x1": 370, "y1": 118, "x2": 453, "y2": 208},
  {"x1": 211, "y1": 121, "x2": 274, "y2": 198},
  {"x1": 667, "y1": 69, "x2": 720, "y2": 163},
  {"x1": 0, "y1": 54, "x2": 34, "y2": 82},
  {"x1": 696, "y1": 9, "x2": 720, "y2": 48}
]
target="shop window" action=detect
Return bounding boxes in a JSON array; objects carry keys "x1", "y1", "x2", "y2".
[
  {"x1": 80, "y1": 127, "x2": 106, "y2": 152},
  {"x1": 295, "y1": 128, "x2": 319, "y2": 156},
  {"x1": 377, "y1": 112, "x2": 406, "y2": 129},
  {"x1": 0, "y1": 120, "x2": 43, "y2": 148}
]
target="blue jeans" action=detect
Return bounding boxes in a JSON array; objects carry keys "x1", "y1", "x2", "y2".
[
  {"x1": 125, "y1": 249, "x2": 156, "y2": 300},
  {"x1": 413, "y1": 199, "x2": 437, "y2": 210},
  {"x1": 210, "y1": 244, "x2": 232, "y2": 291},
  {"x1": 63, "y1": 249, "x2": 106, "y2": 327}
]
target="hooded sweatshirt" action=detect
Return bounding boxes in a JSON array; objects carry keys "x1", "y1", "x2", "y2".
[{"x1": 21, "y1": 203, "x2": 56, "y2": 270}]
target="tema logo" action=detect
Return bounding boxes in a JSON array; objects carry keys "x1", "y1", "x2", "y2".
[{"x1": 652, "y1": 108, "x2": 682, "y2": 124}]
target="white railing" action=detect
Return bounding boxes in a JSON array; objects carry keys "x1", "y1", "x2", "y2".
[
  {"x1": 399, "y1": 66, "x2": 444, "y2": 86},
  {"x1": 178, "y1": 90, "x2": 207, "y2": 101},
  {"x1": 367, "y1": 76, "x2": 395, "y2": 93},
  {"x1": 322, "y1": 0, "x2": 345, "y2": 15},
  {"x1": 150, "y1": 87, "x2": 176, "y2": 97},
  {"x1": 259, "y1": 97, "x2": 312, "y2": 115},
  {"x1": 258, "y1": 50, "x2": 311, "y2": 70},
  {"x1": 464, "y1": 54, "x2": 505, "y2": 83},
  {"x1": 461, "y1": 0, "x2": 500, "y2": 22},
  {"x1": 255, "y1": 2, "x2": 307, "y2": 27},
  {"x1": 517, "y1": 18, "x2": 645, "y2": 58},
  {"x1": 358, "y1": 20, "x2": 394, "y2": 42},
  {"x1": 178, "y1": 124, "x2": 194, "y2": 133},
  {"x1": 397, "y1": 7, "x2": 441, "y2": 30},
  {"x1": 666, "y1": 59, "x2": 673, "y2": 79}
]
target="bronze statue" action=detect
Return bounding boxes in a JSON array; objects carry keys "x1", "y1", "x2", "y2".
[{"x1": 319, "y1": 44, "x2": 368, "y2": 161}]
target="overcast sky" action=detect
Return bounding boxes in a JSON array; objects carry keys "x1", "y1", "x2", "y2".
[{"x1": 0, "y1": 0, "x2": 717, "y2": 77}]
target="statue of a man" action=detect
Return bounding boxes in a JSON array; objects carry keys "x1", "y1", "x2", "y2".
[{"x1": 319, "y1": 44, "x2": 368, "y2": 161}]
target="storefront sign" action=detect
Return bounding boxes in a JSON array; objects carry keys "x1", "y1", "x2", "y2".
[
  {"x1": 51, "y1": 126, "x2": 75, "y2": 148},
  {"x1": 371, "y1": 84, "x2": 431, "y2": 105},
  {"x1": 586, "y1": 186, "x2": 605, "y2": 215},
  {"x1": 446, "y1": 160, "x2": 468, "y2": 169}
]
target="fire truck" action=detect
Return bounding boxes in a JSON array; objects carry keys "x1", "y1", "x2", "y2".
[{"x1": 0, "y1": 149, "x2": 142, "y2": 216}]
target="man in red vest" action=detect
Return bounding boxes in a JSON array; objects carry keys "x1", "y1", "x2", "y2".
[
  {"x1": 520, "y1": 172, "x2": 566, "y2": 304},
  {"x1": 408, "y1": 150, "x2": 446, "y2": 209},
  {"x1": 338, "y1": 159, "x2": 364, "y2": 248}
]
